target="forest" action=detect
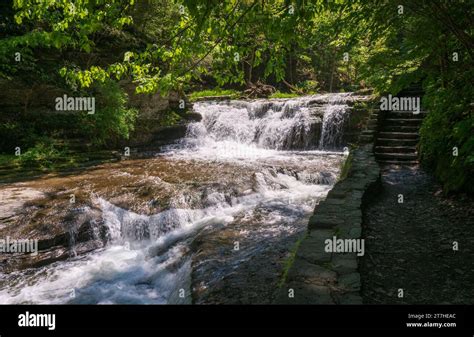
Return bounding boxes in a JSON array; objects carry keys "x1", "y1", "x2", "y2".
[
  {"x1": 1, "y1": 0, "x2": 473, "y2": 193},
  {"x1": 1, "y1": 0, "x2": 474, "y2": 322}
]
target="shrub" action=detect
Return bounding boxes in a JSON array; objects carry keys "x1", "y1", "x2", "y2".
[
  {"x1": 189, "y1": 89, "x2": 240, "y2": 101},
  {"x1": 419, "y1": 70, "x2": 474, "y2": 194},
  {"x1": 80, "y1": 80, "x2": 138, "y2": 147},
  {"x1": 19, "y1": 137, "x2": 63, "y2": 169},
  {"x1": 269, "y1": 91, "x2": 300, "y2": 99}
]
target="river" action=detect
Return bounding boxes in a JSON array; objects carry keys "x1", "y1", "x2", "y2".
[{"x1": 0, "y1": 93, "x2": 356, "y2": 304}]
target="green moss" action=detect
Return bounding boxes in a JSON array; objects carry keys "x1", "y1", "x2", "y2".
[
  {"x1": 188, "y1": 89, "x2": 240, "y2": 101},
  {"x1": 338, "y1": 151, "x2": 353, "y2": 182},
  {"x1": 278, "y1": 232, "x2": 307, "y2": 288},
  {"x1": 269, "y1": 91, "x2": 300, "y2": 99},
  {"x1": 0, "y1": 140, "x2": 121, "y2": 182},
  {"x1": 18, "y1": 138, "x2": 64, "y2": 169},
  {"x1": 0, "y1": 154, "x2": 20, "y2": 168},
  {"x1": 158, "y1": 110, "x2": 182, "y2": 127}
]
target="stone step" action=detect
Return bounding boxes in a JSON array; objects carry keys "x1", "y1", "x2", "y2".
[
  {"x1": 384, "y1": 118, "x2": 424, "y2": 125},
  {"x1": 377, "y1": 159, "x2": 419, "y2": 166},
  {"x1": 376, "y1": 138, "x2": 419, "y2": 146},
  {"x1": 396, "y1": 90, "x2": 424, "y2": 96},
  {"x1": 359, "y1": 135, "x2": 374, "y2": 143},
  {"x1": 382, "y1": 125, "x2": 420, "y2": 132},
  {"x1": 375, "y1": 146, "x2": 417, "y2": 154},
  {"x1": 382, "y1": 109, "x2": 425, "y2": 112},
  {"x1": 385, "y1": 111, "x2": 427, "y2": 118},
  {"x1": 394, "y1": 94, "x2": 424, "y2": 99},
  {"x1": 379, "y1": 132, "x2": 419, "y2": 139},
  {"x1": 361, "y1": 130, "x2": 375, "y2": 135},
  {"x1": 375, "y1": 152, "x2": 419, "y2": 160},
  {"x1": 366, "y1": 121, "x2": 379, "y2": 127}
]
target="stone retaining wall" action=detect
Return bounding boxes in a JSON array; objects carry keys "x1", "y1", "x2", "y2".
[{"x1": 275, "y1": 143, "x2": 380, "y2": 304}]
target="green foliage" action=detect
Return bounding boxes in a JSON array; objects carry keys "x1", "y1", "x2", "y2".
[
  {"x1": 278, "y1": 232, "x2": 306, "y2": 288},
  {"x1": 158, "y1": 110, "x2": 182, "y2": 127},
  {"x1": 419, "y1": 70, "x2": 474, "y2": 193},
  {"x1": 0, "y1": 121, "x2": 28, "y2": 152},
  {"x1": 295, "y1": 80, "x2": 319, "y2": 94},
  {"x1": 11, "y1": 0, "x2": 134, "y2": 50},
  {"x1": 2, "y1": 0, "x2": 362, "y2": 93},
  {"x1": 339, "y1": 0, "x2": 474, "y2": 193},
  {"x1": 1, "y1": 0, "x2": 473, "y2": 192},
  {"x1": 269, "y1": 91, "x2": 300, "y2": 99},
  {"x1": 0, "y1": 83, "x2": 138, "y2": 156},
  {"x1": 189, "y1": 88, "x2": 239, "y2": 100},
  {"x1": 1, "y1": 0, "x2": 135, "y2": 83},
  {"x1": 18, "y1": 137, "x2": 63, "y2": 169},
  {"x1": 0, "y1": 154, "x2": 20, "y2": 168},
  {"x1": 80, "y1": 80, "x2": 138, "y2": 146},
  {"x1": 339, "y1": 151, "x2": 353, "y2": 182}
]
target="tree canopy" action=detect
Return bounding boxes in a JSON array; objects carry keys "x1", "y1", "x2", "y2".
[{"x1": 1, "y1": 0, "x2": 473, "y2": 192}]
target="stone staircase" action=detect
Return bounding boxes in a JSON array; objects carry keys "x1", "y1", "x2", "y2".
[
  {"x1": 374, "y1": 87, "x2": 426, "y2": 165},
  {"x1": 359, "y1": 109, "x2": 380, "y2": 144}
]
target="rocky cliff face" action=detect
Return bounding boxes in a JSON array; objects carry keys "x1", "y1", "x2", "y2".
[
  {"x1": 120, "y1": 81, "x2": 196, "y2": 149},
  {"x1": 0, "y1": 77, "x2": 191, "y2": 151},
  {"x1": 121, "y1": 81, "x2": 183, "y2": 119},
  {"x1": 0, "y1": 78, "x2": 183, "y2": 118},
  {"x1": 0, "y1": 79, "x2": 64, "y2": 115}
]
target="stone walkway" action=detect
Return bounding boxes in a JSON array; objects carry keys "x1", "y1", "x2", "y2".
[
  {"x1": 360, "y1": 165, "x2": 474, "y2": 304},
  {"x1": 276, "y1": 144, "x2": 380, "y2": 304}
]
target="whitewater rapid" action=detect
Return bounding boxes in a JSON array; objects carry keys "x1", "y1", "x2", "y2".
[{"x1": 0, "y1": 93, "x2": 353, "y2": 304}]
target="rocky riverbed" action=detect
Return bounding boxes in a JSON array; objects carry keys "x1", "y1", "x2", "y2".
[{"x1": 0, "y1": 94, "x2": 361, "y2": 304}]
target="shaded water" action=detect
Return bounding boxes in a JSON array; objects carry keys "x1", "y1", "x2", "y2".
[{"x1": 0, "y1": 94, "x2": 354, "y2": 304}]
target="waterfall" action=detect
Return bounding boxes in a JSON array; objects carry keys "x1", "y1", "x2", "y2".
[
  {"x1": 0, "y1": 93, "x2": 355, "y2": 305},
  {"x1": 181, "y1": 93, "x2": 352, "y2": 153},
  {"x1": 319, "y1": 104, "x2": 348, "y2": 149},
  {"x1": 186, "y1": 100, "x2": 314, "y2": 150}
]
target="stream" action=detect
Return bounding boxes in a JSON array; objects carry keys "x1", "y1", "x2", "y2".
[{"x1": 0, "y1": 93, "x2": 356, "y2": 304}]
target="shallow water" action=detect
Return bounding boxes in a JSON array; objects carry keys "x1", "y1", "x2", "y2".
[{"x1": 0, "y1": 94, "x2": 353, "y2": 304}]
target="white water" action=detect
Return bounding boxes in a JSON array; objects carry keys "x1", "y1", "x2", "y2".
[
  {"x1": 319, "y1": 104, "x2": 348, "y2": 149},
  {"x1": 0, "y1": 94, "x2": 353, "y2": 304}
]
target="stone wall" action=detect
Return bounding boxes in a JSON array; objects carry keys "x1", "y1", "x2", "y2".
[{"x1": 275, "y1": 143, "x2": 380, "y2": 304}]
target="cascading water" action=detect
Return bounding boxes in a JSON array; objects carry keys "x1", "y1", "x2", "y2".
[
  {"x1": 319, "y1": 105, "x2": 348, "y2": 149},
  {"x1": 319, "y1": 93, "x2": 351, "y2": 149},
  {"x1": 0, "y1": 93, "x2": 354, "y2": 304}
]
